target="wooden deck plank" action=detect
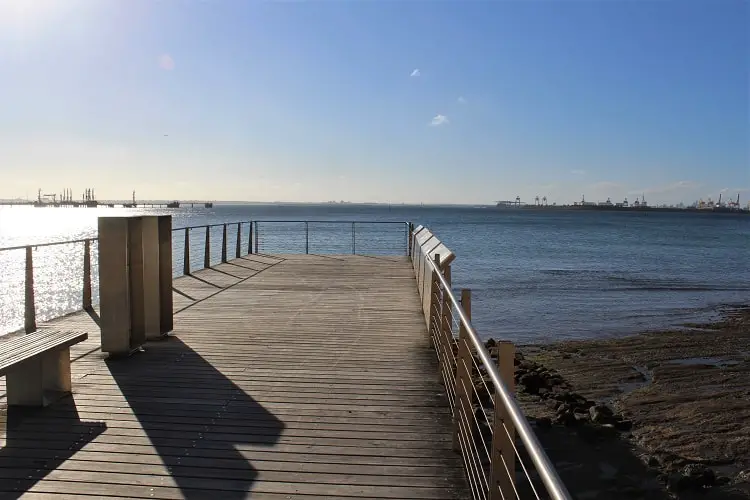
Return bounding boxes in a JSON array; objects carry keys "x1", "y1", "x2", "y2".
[{"x1": 0, "y1": 254, "x2": 468, "y2": 499}]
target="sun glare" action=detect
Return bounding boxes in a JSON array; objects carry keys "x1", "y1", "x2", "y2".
[{"x1": 0, "y1": 0, "x2": 64, "y2": 32}]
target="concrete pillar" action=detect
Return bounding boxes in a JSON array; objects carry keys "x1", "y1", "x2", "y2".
[
  {"x1": 141, "y1": 217, "x2": 161, "y2": 340},
  {"x1": 128, "y1": 217, "x2": 147, "y2": 349},
  {"x1": 98, "y1": 217, "x2": 132, "y2": 355},
  {"x1": 158, "y1": 215, "x2": 173, "y2": 334}
]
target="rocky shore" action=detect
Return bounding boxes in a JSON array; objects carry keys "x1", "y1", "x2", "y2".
[{"x1": 473, "y1": 305, "x2": 750, "y2": 499}]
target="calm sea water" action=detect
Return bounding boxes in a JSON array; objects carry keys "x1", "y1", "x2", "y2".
[{"x1": 1, "y1": 204, "x2": 748, "y2": 342}]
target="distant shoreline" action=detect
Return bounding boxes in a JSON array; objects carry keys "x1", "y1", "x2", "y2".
[
  {"x1": 2, "y1": 200, "x2": 748, "y2": 215},
  {"x1": 498, "y1": 204, "x2": 749, "y2": 215}
]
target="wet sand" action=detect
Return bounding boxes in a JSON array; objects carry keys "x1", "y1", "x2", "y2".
[{"x1": 506, "y1": 305, "x2": 750, "y2": 498}]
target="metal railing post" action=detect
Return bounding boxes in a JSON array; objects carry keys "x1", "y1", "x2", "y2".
[
  {"x1": 248, "y1": 222, "x2": 253, "y2": 255},
  {"x1": 254, "y1": 222, "x2": 259, "y2": 254},
  {"x1": 204, "y1": 226, "x2": 211, "y2": 269},
  {"x1": 183, "y1": 228, "x2": 191, "y2": 275},
  {"x1": 24, "y1": 246, "x2": 36, "y2": 333},
  {"x1": 83, "y1": 240, "x2": 92, "y2": 310},
  {"x1": 236, "y1": 223, "x2": 241, "y2": 258},
  {"x1": 305, "y1": 222, "x2": 309, "y2": 254},
  {"x1": 408, "y1": 222, "x2": 414, "y2": 258},
  {"x1": 221, "y1": 224, "x2": 228, "y2": 263},
  {"x1": 491, "y1": 341, "x2": 517, "y2": 499},
  {"x1": 453, "y1": 289, "x2": 472, "y2": 451},
  {"x1": 352, "y1": 222, "x2": 356, "y2": 254}
]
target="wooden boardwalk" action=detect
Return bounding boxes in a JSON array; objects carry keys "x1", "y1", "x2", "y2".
[{"x1": 0, "y1": 254, "x2": 469, "y2": 499}]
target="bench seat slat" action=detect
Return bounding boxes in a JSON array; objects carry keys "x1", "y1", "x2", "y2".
[{"x1": 0, "y1": 331, "x2": 88, "y2": 374}]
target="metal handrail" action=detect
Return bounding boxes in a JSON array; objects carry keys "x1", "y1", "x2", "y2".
[
  {"x1": 425, "y1": 255, "x2": 571, "y2": 500},
  {"x1": 172, "y1": 220, "x2": 251, "y2": 232},
  {"x1": 2, "y1": 218, "x2": 413, "y2": 335},
  {"x1": 0, "y1": 237, "x2": 97, "y2": 253}
]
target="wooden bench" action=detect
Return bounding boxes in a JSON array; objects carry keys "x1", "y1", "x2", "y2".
[{"x1": 0, "y1": 331, "x2": 88, "y2": 406}]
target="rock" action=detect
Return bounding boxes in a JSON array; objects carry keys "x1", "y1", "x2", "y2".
[
  {"x1": 614, "y1": 419, "x2": 633, "y2": 431},
  {"x1": 667, "y1": 472, "x2": 693, "y2": 492},
  {"x1": 535, "y1": 417, "x2": 552, "y2": 428},
  {"x1": 736, "y1": 470, "x2": 750, "y2": 484},
  {"x1": 668, "y1": 464, "x2": 716, "y2": 491},
  {"x1": 518, "y1": 372, "x2": 546, "y2": 395},
  {"x1": 683, "y1": 464, "x2": 716, "y2": 487},
  {"x1": 485, "y1": 338, "x2": 496, "y2": 349},
  {"x1": 589, "y1": 404, "x2": 615, "y2": 424},
  {"x1": 646, "y1": 455, "x2": 660, "y2": 468},
  {"x1": 556, "y1": 403, "x2": 572, "y2": 415},
  {"x1": 553, "y1": 404, "x2": 579, "y2": 426},
  {"x1": 537, "y1": 387, "x2": 550, "y2": 398}
]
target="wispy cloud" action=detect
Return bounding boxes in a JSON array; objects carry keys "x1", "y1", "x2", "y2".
[
  {"x1": 570, "y1": 169, "x2": 586, "y2": 175},
  {"x1": 410, "y1": 68, "x2": 420, "y2": 77},
  {"x1": 430, "y1": 114, "x2": 449, "y2": 126},
  {"x1": 158, "y1": 54, "x2": 175, "y2": 71},
  {"x1": 457, "y1": 96, "x2": 466, "y2": 104}
]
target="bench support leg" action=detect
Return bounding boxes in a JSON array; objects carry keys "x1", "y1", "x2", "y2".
[{"x1": 6, "y1": 348, "x2": 72, "y2": 406}]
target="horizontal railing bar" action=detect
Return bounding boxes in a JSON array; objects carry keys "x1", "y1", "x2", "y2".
[
  {"x1": 172, "y1": 221, "x2": 251, "y2": 232},
  {"x1": 253, "y1": 220, "x2": 408, "y2": 224},
  {"x1": 0, "y1": 238, "x2": 98, "y2": 253},
  {"x1": 425, "y1": 255, "x2": 571, "y2": 500},
  {"x1": 1, "y1": 220, "x2": 409, "y2": 252}
]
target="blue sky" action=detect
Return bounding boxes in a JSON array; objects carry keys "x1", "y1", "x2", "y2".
[{"x1": 0, "y1": 0, "x2": 747, "y2": 204}]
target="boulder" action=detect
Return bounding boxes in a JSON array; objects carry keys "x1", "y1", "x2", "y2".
[
  {"x1": 535, "y1": 417, "x2": 552, "y2": 428},
  {"x1": 589, "y1": 404, "x2": 615, "y2": 424},
  {"x1": 682, "y1": 463, "x2": 715, "y2": 487},
  {"x1": 668, "y1": 464, "x2": 716, "y2": 491},
  {"x1": 613, "y1": 418, "x2": 633, "y2": 431},
  {"x1": 518, "y1": 372, "x2": 546, "y2": 395}
]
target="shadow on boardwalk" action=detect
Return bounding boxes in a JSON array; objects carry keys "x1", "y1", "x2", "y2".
[
  {"x1": 0, "y1": 398, "x2": 107, "y2": 497},
  {"x1": 105, "y1": 336, "x2": 285, "y2": 498}
]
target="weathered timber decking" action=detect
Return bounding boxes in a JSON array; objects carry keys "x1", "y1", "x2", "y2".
[{"x1": 0, "y1": 254, "x2": 469, "y2": 499}]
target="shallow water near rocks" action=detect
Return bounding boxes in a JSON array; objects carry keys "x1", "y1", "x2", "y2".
[{"x1": 667, "y1": 357, "x2": 742, "y2": 367}]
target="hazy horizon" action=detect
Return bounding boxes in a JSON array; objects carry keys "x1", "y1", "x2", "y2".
[{"x1": 1, "y1": 0, "x2": 747, "y2": 206}]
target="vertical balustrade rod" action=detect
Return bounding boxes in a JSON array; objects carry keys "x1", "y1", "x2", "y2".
[
  {"x1": 429, "y1": 254, "x2": 441, "y2": 345},
  {"x1": 221, "y1": 224, "x2": 228, "y2": 263},
  {"x1": 183, "y1": 228, "x2": 191, "y2": 275},
  {"x1": 305, "y1": 222, "x2": 309, "y2": 254},
  {"x1": 254, "y1": 222, "x2": 259, "y2": 254},
  {"x1": 235, "y1": 223, "x2": 241, "y2": 258},
  {"x1": 408, "y1": 222, "x2": 414, "y2": 258},
  {"x1": 440, "y1": 263, "x2": 453, "y2": 384},
  {"x1": 453, "y1": 289, "x2": 472, "y2": 451},
  {"x1": 352, "y1": 222, "x2": 356, "y2": 254},
  {"x1": 248, "y1": 221, "x2": 253, "y2": 254},
  {"x1": 83, "y1": 240, "x2": 92, "y2": 309},
  {"x1": 491, "y1": 341, "x2": 517, "y2": 499},
  {"x1": 24, "y1": 246, "x2": 36, "y2": 333},
  {"x1": 204, "y1": 226, "x2": 211, "y2": 269}
]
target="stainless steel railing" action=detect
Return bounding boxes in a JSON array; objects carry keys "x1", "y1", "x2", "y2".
[
  {"x1": 413, "y1": 226, "x2": 570, "y2": 500},
  {"x1": 1, "y1": 219, "x2": 411, "y2": 335},
  {"x1": 252, "y1": 220, "x2": 410, "y2": 256}
]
